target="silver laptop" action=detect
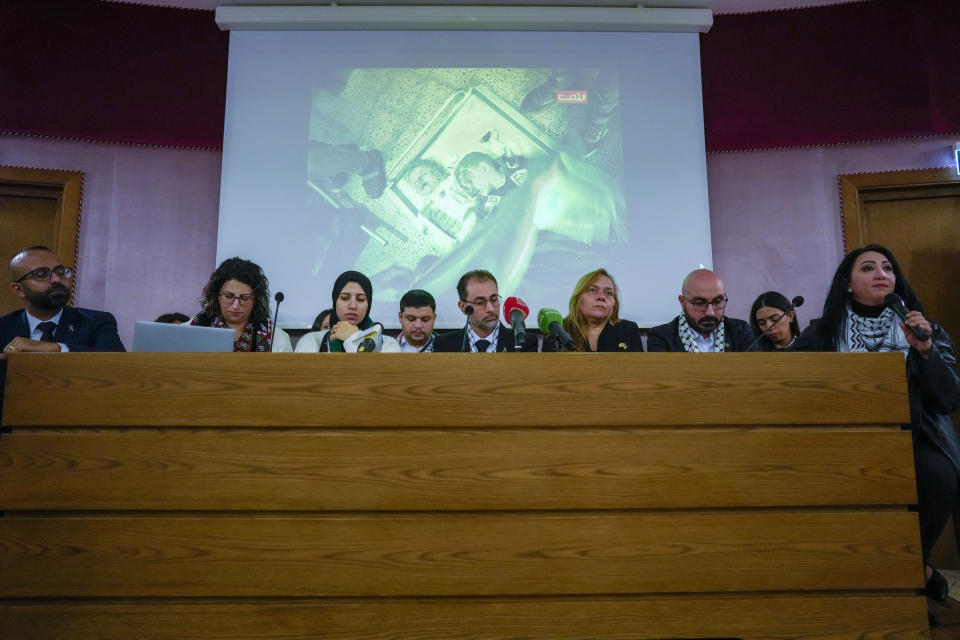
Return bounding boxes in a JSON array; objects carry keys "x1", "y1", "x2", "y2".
[{"x1": 132, "y1": 321, "x2": 235, "y2": 353}]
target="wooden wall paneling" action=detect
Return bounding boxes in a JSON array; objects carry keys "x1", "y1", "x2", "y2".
[
  {"x1": 0, "y1": 595, "x2": 930, "y2": 640},
  {"x1": 0, "y1": 511, "x2": 923, "y2": 598},
  {"x1": 839, "y1": 167, "x2": 960, "y2": 250},
  {"x1": 1, "y1": 352, "x2": 910, "y2": 427},
  {"x1": 0, "y1": 165, "x2": 83, "y2": 315},
  {"x1": 0, "y1": 353, "x2": 927, "y2": 637},
  {"x1": 838, "y1": 167, "x2": 960, "y2": 347},
  {"x1": 0, "y1": 183, "x2": 58, "y2": 315},
  {"x1": 863, "y1": 193, "x2": 960, "y2": 346},
  {"x1": 0, "y1": 428, "x2": 917, "y2": 511}
]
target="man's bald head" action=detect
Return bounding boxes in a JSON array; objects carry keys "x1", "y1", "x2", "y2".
[
  {"x1": 9, "y1": 245, "x2": 57, "y2": 283},
  {"x1": 679, "y1": 268, "x2": 728, "y2": 336},
  {"x1": 8, "y1": 245, "x2": 72, "y2": 316},
  {"x1": 681, "y1": 269, "x2": 725, "y2": 299}
]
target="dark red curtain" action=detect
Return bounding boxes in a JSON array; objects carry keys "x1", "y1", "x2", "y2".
[
  {"x1": 2, "y1": 0, "x2": 958, "y2": 151},
  {"x1": 701, "y1": 0, "x2": 960, "y2": 151},
  {"x1": 0, "y1": 0, "x2": 227, "y2": 148}
]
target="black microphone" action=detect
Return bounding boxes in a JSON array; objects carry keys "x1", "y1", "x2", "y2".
[
  {"x1": 460, "y1": 304, "x2": 475, "y2": 353},
  {"x1": 745, "y1": 295, "x2": 804, "y2": 351},
  {"x1": 268, "y1": 291, "x2": 284, "y2": 352},
  {"x1": 884, "y1": 293, "x2": 931, "y2": 341}
]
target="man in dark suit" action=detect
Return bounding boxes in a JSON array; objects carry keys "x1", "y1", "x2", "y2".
[
  {"x1": 433, "y1": 269, "x2": 538, "y2": 352},
  {"x1": 1, "y1": 245, "x2": 125, "y2": 356},
  {"x1": 0, "y1": 245, "x2": 125, "y2": 420},
  {"x1": 647, "y1": 268, "x2": 755, "y2": 352}
]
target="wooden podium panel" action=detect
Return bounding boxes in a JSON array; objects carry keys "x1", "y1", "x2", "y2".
[
  {"x1": 0, "y1": 428, "x2": 916, "y2": 510},
  {"x1": 2, "y1": 352, "x2": 909, "y2": 427},
  {"x1": 0, "y1": 512, "x2": 921, "y2": 597},
  {"x1": 0, "y1": 596, "x2": 928, "y2": 640},
  {"x1": 0, "y1": 353, "x2": 928, "y2": 639}
]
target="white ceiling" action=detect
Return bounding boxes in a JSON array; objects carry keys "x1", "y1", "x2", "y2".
[{"x1": 113, "y1": 0, "x2": 868, "y2": 18}]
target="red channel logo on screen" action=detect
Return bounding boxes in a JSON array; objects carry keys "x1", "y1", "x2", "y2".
[{"x1": 556, "y1": 90, "x2": 588, "y2": 104}]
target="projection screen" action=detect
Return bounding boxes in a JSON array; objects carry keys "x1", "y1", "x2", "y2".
[{"x1": 219, "y1": 29, "x2": 711, "y2": 329}]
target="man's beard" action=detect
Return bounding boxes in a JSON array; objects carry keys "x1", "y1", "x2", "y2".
[
  {"x1": 686, "y1": 312, "x2": 719, "y2": 336},
  {"x1": 472, "y1": 314, "x2": 499, "y2": 333},
  {"x1": 24, "y1": 283, "x2": 69, "y2": 312}
]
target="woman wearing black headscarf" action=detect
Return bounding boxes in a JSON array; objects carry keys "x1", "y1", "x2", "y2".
[{"x1": 295, "y1": 270, "x2": 399, "y2": 352}]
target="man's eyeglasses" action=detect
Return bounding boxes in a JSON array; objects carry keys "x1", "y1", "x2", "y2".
[
  {"x1": 220, "y1": 292, "x2": 255, "y2": 306},
  {"x1": 16, "y1": 265, "x2": 74, "y2": 283},
  {"x1": 461, "y1": 294, "x2": 501, "y2": 308},
  {"x1": 682, "y1": 295, "x2": 728, "y2": 311}
]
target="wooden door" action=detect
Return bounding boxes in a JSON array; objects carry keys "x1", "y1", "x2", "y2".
[
  {"x1": 0, "y1": 166, "x2": 83, "y2": 315},
  {"x1": 840, "y1": 167, "x2": 960, "y2": 569},
  {"x1": 840, "y1": 169, "x2": 960, "y2": 354}
]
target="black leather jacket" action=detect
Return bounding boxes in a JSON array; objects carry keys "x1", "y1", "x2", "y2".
[{"x1": 793, "y1": 320, "x2": 960, "y2": 474}]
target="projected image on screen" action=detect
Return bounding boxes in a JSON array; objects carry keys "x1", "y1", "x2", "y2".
[{"x1": 306, "y1": 67, "x2": 625, "y2": 310}]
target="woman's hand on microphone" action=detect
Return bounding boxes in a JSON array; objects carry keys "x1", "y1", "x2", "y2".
[
  {"x1": 330, "y1": 321, "x2": 359, "y2": 341},
  {"x1": 900, "y1": 310, "x2": 933, "y2": 356}
]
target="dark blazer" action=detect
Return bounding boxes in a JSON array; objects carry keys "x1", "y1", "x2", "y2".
[
  {"x1": 543, "y1": 319, "x2": 644, "y2": 352},
  {"x1": 0, "y1": 306, "x2": 125, "y2": 423},
  {"x1": 792, "y1": 319, "x2": 960, "y2": 476},
  {"x1": 646, "y1": 315, "x2": 757, "y2": 352},
  {"x1": 434, "y1": 323, "x2": 538, "y2": 352},
  {"x1": 0, "y1": 306, "x2": 125, "y2": 353}
]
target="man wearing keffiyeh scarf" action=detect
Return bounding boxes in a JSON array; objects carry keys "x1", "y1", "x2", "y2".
[{"x1": 647, "y1": 268, "x2": 756, "y2": 353}]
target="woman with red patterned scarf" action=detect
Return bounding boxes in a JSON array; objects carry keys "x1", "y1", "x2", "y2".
[{"x1": 190, "y1": 257, "x2": 291, "y2": 352}]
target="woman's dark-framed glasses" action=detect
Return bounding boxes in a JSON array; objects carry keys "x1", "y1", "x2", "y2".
[
  {"x1": 220, "y1": 291, "x2": 255, "y2": 306},
  {"x1": 16, "y1": 265, "x2": 74, "y2": 283}
]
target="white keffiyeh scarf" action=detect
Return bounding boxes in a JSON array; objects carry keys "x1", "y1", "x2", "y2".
[
  {"x1": 840, "y1": 304, "x2": 910, "y2": 355},
  {"x1": 678, "y1": 314, "x2": 725, "y2": 352}
]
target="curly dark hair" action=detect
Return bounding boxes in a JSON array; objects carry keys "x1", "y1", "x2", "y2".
[{"x1": 196, "y1": 257, "x2": 271, "y2": 329}]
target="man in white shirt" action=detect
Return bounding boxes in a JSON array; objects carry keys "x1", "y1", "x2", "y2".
[
  {"x1": 646, "y1": 268, "x2": 755, "y2": 353},
  {"x1": 433, "y1": 270, "x2": 537, "y2": 353},
  {"x1": 397, "y1": 289, "x2": 437, "y2": 353}
]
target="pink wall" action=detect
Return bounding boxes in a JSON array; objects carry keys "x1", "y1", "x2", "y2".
[
  {"x1": 0, "y1": 134, "x2": 221, "y2": 347},
  {"x1": 4, "y1": 1, "x2": 957, "y2": 341},
  {"x1": 2, "y1": 132, "x2": 956, "y2": 342},
  {"x1": 708, "y1": 134, "x2": 958, "y2": 325}
]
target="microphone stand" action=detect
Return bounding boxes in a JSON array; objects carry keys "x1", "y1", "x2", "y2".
[
  {"x1": 268, "y1": 292, "x2": 284, "y2": 352},
  {"x1": 512, "y1": 311, "x2": 526, "y2": 351},
  {"x1": 460, "y1": 305, "x2": 475, "y2": 353}
]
